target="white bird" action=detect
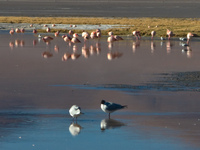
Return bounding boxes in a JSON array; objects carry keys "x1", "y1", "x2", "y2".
[
  {"x1": 101, "y1": 100, "x2": 127, "y2": 118},
  {"x1": 69, "y1": 105, "x2": 83, "y2": 121}
]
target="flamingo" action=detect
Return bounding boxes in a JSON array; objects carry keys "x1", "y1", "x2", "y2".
[
  {"x1": 69, "y1": 30, "x2": 74, "y2": 35},
  {"x1": 71, "y1": 33, "x2": 81, "y2": 43},
  {"x1": 54, "y1": 31, "x2": 60, "y2": 37},
  {"x1": 15, "y1": 28, "x2": 20, "y2": 33},
  {"x1": 82, "y1": 31, "x2": 90, "y2": 41},
  {"x1": 96, "y1": 29, "x2": 101, "y2": 38},
  {"x1": 114, "y1": 35, "x2": 123, "y2": 41},
  {"x1": 132, "y1": 31, "x2": 141, "y2": 40},
  {"x1": 107, "y1": 35, "x2": 117, "y2": 43},
  {"x1": 9, "y1": 28, "x2": 14, "y2": 35},
  {"x1": 46, "y1": 27, "x2": 51, "y2": 32},
  {"x1": 62, "y1": 35, "x2": 72, "y2": 42},
  {"x1": 187, "y1": 32, "x2": 193, "y2": 44},
  {"x1": 166, "y1": 29, "x2": 173, "y2": 40},
  {"x1": 151, "y1": 31, "x2": 156, "y2": 40},
  {"x1": 33, "y1": 29, "x2": 37, "y2": 34},
  {"x1": 42, "y1": 36, "x2": 53, "y2": 42},
  {"x1": 90, "y1": 31, "x2": 97, "y2": 39},
  {"x1": 108, "y1": 31, "x2": 114, "y2": 36},
  {"x1": 20, "y1": 28, "x2": 25, "y2": 33}
]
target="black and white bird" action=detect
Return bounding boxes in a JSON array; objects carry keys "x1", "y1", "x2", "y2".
[
  {"x1": 101, "y1": 100, "x2": 127, "y2": 119},
  {"x1": 69, "y1": 105, "x2": 83, "y2": 121}
]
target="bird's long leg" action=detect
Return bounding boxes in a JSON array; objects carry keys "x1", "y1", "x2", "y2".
[{"x1": 109, "y1": 113, "x2": 110, "y2": 119}]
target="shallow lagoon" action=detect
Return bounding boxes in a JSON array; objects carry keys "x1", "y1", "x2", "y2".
[{"x1": 0, "y1": 32, "x2": 200, "y2": 150}]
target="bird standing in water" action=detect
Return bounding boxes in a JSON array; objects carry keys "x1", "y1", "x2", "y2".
[
  {"x1": 101, "y1": 100, "x2": 127, "y2": 119},
  {"x1": 69, "y1": 105, "x2": 83, "y2": 122}
]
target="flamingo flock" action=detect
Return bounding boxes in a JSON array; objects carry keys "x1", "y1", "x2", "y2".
[
  {"x1": 8, "y1": 23, "x2": 195, "y2": 59},
  {"x1": 9, "y1": 23, "x2": 194, "y2": 45}
]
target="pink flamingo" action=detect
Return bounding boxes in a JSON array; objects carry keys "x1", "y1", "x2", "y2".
[
  {"x1": 69, "y1": 30, "x2": 74, "y2": 35},
  {"x1": 96, "y1": 29, "x2": 101, "y2": 38},
  {"x1": 187, "y1": 32, "x2": 193, "y2": 44},
  {"x1": 54, "y1": 31, "x2": 60, "y2": 37},
  {"x1": 9, "y1": 28, "x2": 14, "y2": 35},
  {"x1": 33, "y1": 29, "x2": 37, "y2": 34},
  {"x1": 108, "y1": 31, "x2": 114, "y2": 36},
  {"x1": 167, "y1": 29, "x2": 173, "y2": 40},
  {"x1": 46, "y1": 27, "x2": 51, "y2": 32},
  {"x1": 107, "y1": 35, "x2": 117, "y2": 43},
  {"x1": 62, "y1": 35, "x2": 72, "y2": 42},
  {"x1": 132, "y1": 31, "x2": 141, "y2": 40},
  {"x1": 90, "y1": 31, "x2": 97, "y2": 39},
  {"x1": 82, "y1": 31, "x2": 90, "y2": 41},
  {"x1": 71, "y1": 33, "x2": 81, "y2": 43},
  {"x1": 42, "y1": 36, "x2": 53, "y2": 42},
  {"x1": 20, "y1": 28, "x2": 25, "y2": 33},
  {"x1": 114, "y1": 35, "x2": 123, "y2": 41},
  {"x1": 15, "y1": 28, "x2": 20, "y2": 33},
  {"x1": 151, "y1": 31, "x2": 156, "y2": 40}
]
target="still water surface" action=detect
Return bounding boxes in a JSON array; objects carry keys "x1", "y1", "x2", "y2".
[{"x1": 0, "y1": 32, "x2": 200, "y2": 150}]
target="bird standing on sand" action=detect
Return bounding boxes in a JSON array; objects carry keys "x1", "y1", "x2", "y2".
[
  {"x1": 101, "y1": 100, "x2": 127, "y2": 119},
  {"x1": 69, "y1": 105, "x2": 83, "y2": 121}
]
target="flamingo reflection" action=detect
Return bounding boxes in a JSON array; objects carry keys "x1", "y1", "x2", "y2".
[
  {"x1": 9, "y1": 41, "x2": 14, "y2": 49},
  {"x1": 182, "y1": 46, "x2": 192, "y2": 58},
  {"x1": 107, "y1": 52, "x2": 123, "y2": 60},
  {"x1": 150, "y1": 41, "x2": 156, "y2": 53},
  {"x1": 100, "y1": 119, "x2": 125, "y2": 131},
  {"x1": 132, "y1": 41, "x2": 140, "y2": 53},
  {"x1": 82, "y1": 45, "x2": 90, "y2": 58},
  {"x1": 166, "y1": 41, "x2": 173, "y2": 53},
  {"x1": 69, "y1": 123, "x2": 82, "y2": 136},
  {"x1": 42, "y1": 51, "x2": 53, "y2": 58}
]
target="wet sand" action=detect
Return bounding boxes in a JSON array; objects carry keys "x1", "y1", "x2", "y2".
[
  {"x1": 0, "y1": 32, "x2": 200, "y2": 149},
  {"x1": 0, "y1": 0, "x2": 200, "y2": 18}
]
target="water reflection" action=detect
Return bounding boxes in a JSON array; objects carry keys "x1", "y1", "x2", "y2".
[
  {"x1": 7, "y1": 34, "x2": 198, "y2": 60},
  {"x1": 182, "y1": 46, "x2": 192, "y2": 58},
  {"x1": 69, "y1": 123, "x2": 82, "y2": 136},
  {"x1": 107, "y1": 52, "x2": 123, "y2": 60},
  {"x1": 166, "y1": 41, "x2": 173, "y2": 53},
  {"x1": 150, "y1": 41, "x2": 156, "y2": 53},
  {"x1": 42, "y1": 51, "x2": 53, "y2": 58},
  {"x1": 100, "y1": 119, "x2": 125, "y2": 131},
  {"x1": 132, "y1": 40, "x2": 140, "y2": 53}
]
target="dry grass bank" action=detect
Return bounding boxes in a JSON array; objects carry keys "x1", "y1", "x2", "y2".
[{"x1": 1, "y1": 16, "x2": 200, "y2": 37}]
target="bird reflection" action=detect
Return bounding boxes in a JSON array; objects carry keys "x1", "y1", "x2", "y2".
[
  {"x1": 9, "y1": 41, "x2": 14, "y2": 49},
  {"x1": 132, "y1": 41, "x2": 140, "y2": 53},
  {"x1": 42, "y1": 51, "x2": 53, "y2": 58},
  {"x1": 108, "y1": 42, "x2": 113, "y2": 50},
  {"x1": 150, "y1": 41, "x2": 156, "y2": 53},
  {"x1": 69, "y1": 123, "x2": 82, "y2": 136},
  {"x1": 82, "y1": 45, "x2": 90, "y2": 58},
  {"x1": 166, "y1": 41, "x2": 172, "y2": 53},
  {"x1": 62, "y1": 53, "x2": 81, "y2": 61},
  {"x1": 107, "y1": 52, "x2": 123, "y2": 60},
  {"x1": 100, "y1": 119, "x2": 125, "y2": 131},
  {"x1": 182, "y1": 46, "x2": 192, "y2": 58}
]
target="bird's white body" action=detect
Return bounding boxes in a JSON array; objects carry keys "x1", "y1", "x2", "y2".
[{"x1": 69, "y1": 105, "x2": 83, "y2": 119}]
